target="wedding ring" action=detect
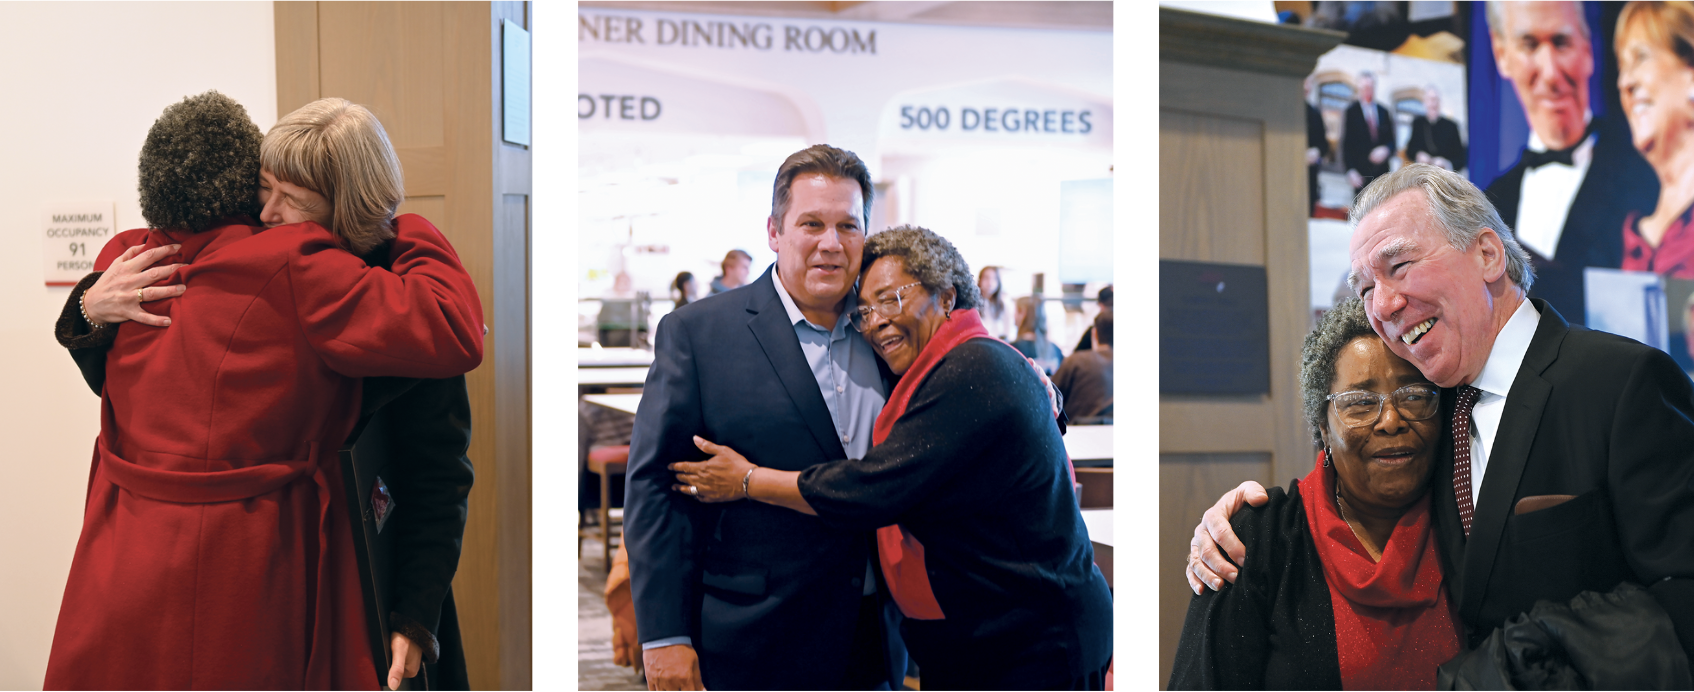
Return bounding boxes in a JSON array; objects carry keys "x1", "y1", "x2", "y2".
[
  {"x1": 138, "y1": 289, "x2": 145, "y2": 302},
  {"x1": 689, "y1": 485, "x2": 698, "y2": 495}
]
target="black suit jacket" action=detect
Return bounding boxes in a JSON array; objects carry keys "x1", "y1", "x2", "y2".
[
  {"x1": 1342, "y1": 101, "x2": 1396, "y2": 181},
  {"x1": 1405, "y1": 115, "x2": 1465, "y2": 169},
  {"x1": 623, "y1": 268, "x2": 905, "y2": 690},
  {"x1": 1431, "y1": 300, "x2": 1694, "y2": 663},
  {"x1": 1483, "y1": 119, "x2": 1658, "y2": 326}
]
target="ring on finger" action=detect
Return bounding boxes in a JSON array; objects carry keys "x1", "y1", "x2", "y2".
[{"x1": 137, "y1": 289, "x2": 145, "y2": 302}]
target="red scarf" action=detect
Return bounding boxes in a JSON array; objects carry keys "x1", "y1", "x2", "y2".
[
  {"x1": 870, "y1": 308, "x2": 1073, "y2": 620},
  {"x1": 1299, "y1": 452, "x2": 1461, "y2": 690}
]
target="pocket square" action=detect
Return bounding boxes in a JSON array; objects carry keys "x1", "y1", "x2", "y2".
[{"x1": 1515, "y1": 494, "x2": 1577, "y2": 515}]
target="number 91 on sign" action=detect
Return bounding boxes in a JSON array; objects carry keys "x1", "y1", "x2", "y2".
[{"x1": 43, "y1": 203, "x2": 116, "y2": 286}]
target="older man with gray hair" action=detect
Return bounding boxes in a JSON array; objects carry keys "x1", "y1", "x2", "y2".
[{"x1": 1187, "y1": 163, "x2": 1694, "y2": 674}]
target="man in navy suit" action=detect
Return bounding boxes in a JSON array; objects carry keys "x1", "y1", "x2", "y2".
[
  {"x1": 1342, "y1": 71, "x2": 1397, "y2": 198},
  {"x1": 1479, "y1": 1, "x2": 1656, "y2": 326},
  {"x1": 625, "y1": 145, "x2": 905, "y2": 690}
]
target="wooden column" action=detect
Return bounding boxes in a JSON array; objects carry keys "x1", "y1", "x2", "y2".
[{"x1": 1158, "y1": 8, "x2": 1342, "y2": 688}]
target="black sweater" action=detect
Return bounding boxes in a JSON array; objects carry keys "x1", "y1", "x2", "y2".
[
  {"x1": 799, "y1": 338, "x2": 1113, "y2": 690},
  {"x1": 1169, "y1": 479, "x2": 1344, "y2": 690}
]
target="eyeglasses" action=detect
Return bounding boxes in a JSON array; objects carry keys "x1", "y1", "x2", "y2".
[
  {"x1": 1326, "y1": 384, "x2": 1440, "y2": 428},
  {"x1": 849, "y1": 283, "x2": 924, "y2": 331}
]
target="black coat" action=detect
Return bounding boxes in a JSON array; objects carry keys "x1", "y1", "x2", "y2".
[
  {"x1": 1405, "y1": 115, "x2": 1466, "y2": 170},
  {"x1": 1482, "y1": 119, "x2": 1658, "y2": 326},
  {"x1": 1430, "y1": 300, "x2": 1694, "y2": 664},
  {"x1": 1342, "y1": 101, "x2": 1396, "y2": 183},
  {"x1": 53, "y1": 249, "x2": 473, "y2": 688},
  {"x1": 1168, "y1": 480, "x2": 1343, "y2": 690},
  {"x1": 623, "y1": 268, "x2": 907, "y2": 690},
  {"x1": 1308, "y1": 102, "x2": 1332, "y2": 212},
  {"x1": 798, "y1": 338, "x2": 1113, "y2": 690}
]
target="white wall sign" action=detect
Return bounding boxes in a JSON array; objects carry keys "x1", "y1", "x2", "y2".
[
  {"x1": 503, "y1": 19, "x2": 532, "y2": 146},
  {"x1": 580, "y1": 12, "x2": 879, "y2": 55},
  {"x1": 879, "y1": 79, "x2": 1113, "y2": 145},
  {"x1": 577, "y1": 57, "x2": 818, "y2": 138},
  {"x1": 42, "y1": 203, "x2": 114, "y2": 286}
]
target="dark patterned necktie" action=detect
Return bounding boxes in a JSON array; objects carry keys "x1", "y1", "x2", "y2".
[{"x1": 1453, "y1": 385, "x2": 1482, "y2": 535}]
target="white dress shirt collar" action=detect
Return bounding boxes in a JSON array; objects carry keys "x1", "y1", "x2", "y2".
[{"x1": 1470, "y1": 297, "x2": 1541, "y2": 398}]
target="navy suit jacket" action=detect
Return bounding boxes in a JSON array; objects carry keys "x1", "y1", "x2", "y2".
[
  {"x1": 1431, "y1": 300, "x2": 1694, "y2": 663},
  {"x1": 1482, "y1": 119, "x2": 1658, "y2": 326},
  {"x1": 624, "y1": 268, "x2": 904, "y2": 690}
]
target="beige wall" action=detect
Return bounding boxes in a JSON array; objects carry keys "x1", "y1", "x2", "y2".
[{"x1": 0, "y1": 3, "x2": 275, "y2": 686}]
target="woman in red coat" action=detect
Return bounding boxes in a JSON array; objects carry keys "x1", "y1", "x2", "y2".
[{"x1": 43, "y1": 92, "x2": 483, "y2": 690}]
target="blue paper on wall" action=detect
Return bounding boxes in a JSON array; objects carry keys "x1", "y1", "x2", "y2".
[{"x1": 1584, "y1": 267, "x2": 1667, "y2": 352}]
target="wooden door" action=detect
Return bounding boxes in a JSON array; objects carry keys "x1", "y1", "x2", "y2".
[{"x1": 275, "y1": 2, "x2": 532, "y2": 688}]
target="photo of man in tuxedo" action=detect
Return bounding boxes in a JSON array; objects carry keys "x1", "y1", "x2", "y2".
[
  {"x1": 1342, "y1": 71, "x2": 1397, "y2": 197},
  {"x1": 1481, "y1": 0, "x2": 1658, "y2": 326},
  {"x1": 1405, "y1": 87, "x2": 1466, "y2": 172}
]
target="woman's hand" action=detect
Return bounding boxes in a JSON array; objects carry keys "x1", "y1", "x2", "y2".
[
  {"x1": 83, "y1": 243, "x2": 186, "y2": 327},
  {"x1": 387, "y1": 631, "x2": 423, "y2": 690},
  {"x1": 670, "y1": 436, "x2": 755, "y2": 503}
]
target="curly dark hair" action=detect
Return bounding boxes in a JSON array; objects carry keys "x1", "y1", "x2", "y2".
[
  {"x1": 138, "y1": 91, "x2": 262, "y2": 232},
  {"x1": 861, "y1": 225, "x2": 981, "y2": 311},
  {"x1": 1299, "y1": 298, "x2": 1378, "y2": 446}
]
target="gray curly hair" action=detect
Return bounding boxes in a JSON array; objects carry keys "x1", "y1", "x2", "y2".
[
  {"x1": 1299, "y1": 298, "x2": 1377, "y2": 446},
  {"x1": 138, "y1": 91, "x2": 263, "y2": 232},
  {"x1": 861, "y1": 225, "x2": 981, "y2": 311}
]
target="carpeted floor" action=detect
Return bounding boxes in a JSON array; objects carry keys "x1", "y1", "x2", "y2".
[{"x1": 579, "y1": 535, "x2": 645, "y2": 691}]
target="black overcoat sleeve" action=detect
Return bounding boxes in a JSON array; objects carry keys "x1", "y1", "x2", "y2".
[
  {"x1": 54, "y1": 272, "x2": 116, "y2": 396},
  {"x1": 1608, "y1": 348, "x2": 1694, "y2": 664},
  {"x1": 1342, "y1": 103, "x2": 1370, "y2": 173},
  {"x1": 363, "y1": 374, "x2": 475, "y2": 660},
  {"x1": 1405, "y1": 117, "x2": 1433, "y2": 163}
]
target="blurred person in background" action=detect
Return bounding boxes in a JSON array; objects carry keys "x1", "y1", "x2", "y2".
[
  {"x1": 598, "y1": 270, "x2": 649, "y2": 347},
  {"x1": 1405, "y1": 86, "x2": 1466, "y2": 172},
  {"x1": 1342, "y1": 71, "x2": 1396, "y2": 197},
  {"x1": 709, "y1": 248, "x2": 753, "y2": 295},
  {"x1": 1308, "y1": 75, "x2": 1333, "y2": 215},
  {"x1": 1012, "y1": 296, "x2": 1065, "y2": 374},
  {"x1": 1054, "y1": 312, "x2": 1113, "y2": 423},
  {"x1": 1073, "y1": 285, "x2": 1113, "y2": 353},
  {"x1": 976, "y1": 265, "x2": 1013, "y2": 340},
  {"x1": 672, "y1": 271, "x2": 698, "y2": 309}
]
